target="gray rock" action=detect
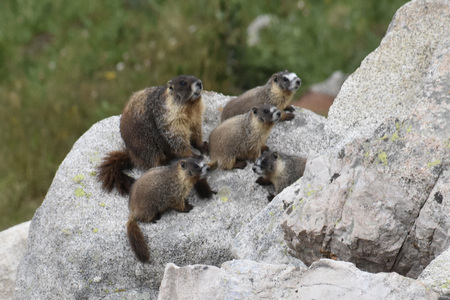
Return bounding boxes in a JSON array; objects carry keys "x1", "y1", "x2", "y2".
[
  {"x1": 0, "y1": 221, "x2": 29, "y2": 300},
  {"x1": 325, "y1": 0, "x2": 450, "y2": 152},
  {"x1": 418, "y1": 247, "x2": 450, "y2": 296},
  {"x1": 158, "y1": 259, "x2": 439, "y2": 300},
  {"x1": 231, "y1": 184, "x2": 307, "y2": 268},
  {"x1": 13, "y1": 90, "x2": 318, "y2": 299}
]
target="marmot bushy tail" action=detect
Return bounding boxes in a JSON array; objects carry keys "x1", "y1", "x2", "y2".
[
  {"x1": 126, "y1": 157, "x2": 212, "y2": 263},
  {"x1": 209, "y1": 104, "x2": 281, "y2": 170},
  {"x1": 97, "y1": 150, "x2": 135, "y2": 195},
  {"x1": 98, "y1": 75, "x2": 206, "y2": 195},
  {"x1": 253, "y1": 150, "x2": 307, "y2": 201},
  {"x1": 220, "y1": 70, "x2": 301, "y2": 122},
  {"x1": 127, "y1": 216, "x2": 150, "y2": 263}
]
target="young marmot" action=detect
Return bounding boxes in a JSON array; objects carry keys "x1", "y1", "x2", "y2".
[
  {"x1": 209, "y1": 104, "x2": 281, "y2": 170},
  {"x1": 220, "y1": 70, "x2": 301, "y2": 122},
  {"x1": 127, "y1": 157, "x2": 212, "y2": 263},
  {"x1": 98, "y1": 75, "x2": 207, "y2": 195},
  {"x1": 252, "y1": 150, "x2": 307, "y2": 201}
]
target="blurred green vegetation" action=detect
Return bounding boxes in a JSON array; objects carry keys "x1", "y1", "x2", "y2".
[{"x1": 0, "y1": 0, "x2": 408, "y2": 230}]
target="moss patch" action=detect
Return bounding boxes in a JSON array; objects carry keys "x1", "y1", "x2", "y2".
[{"x1": 378, "y1": 151, "x2": 388, "y2": 166}]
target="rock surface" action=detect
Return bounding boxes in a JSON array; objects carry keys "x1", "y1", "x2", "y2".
[
  {"x1": 158, "y1": 259, "x2": 439, "y2": 300},
  {"x1": 0, "y1": 221, "x2": 30, "y2": 300},
  {"x1": 418, "y1": 247, "x2": 450, "y2": 296},
  {"x1": 279, "y1": 0, "x2": 450, "y2": 278},
  {"x1": 13, "y1": 90, "x2": 322, "y2": 299}
]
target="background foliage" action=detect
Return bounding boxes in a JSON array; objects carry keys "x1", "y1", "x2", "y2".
[{"x1": 0, "y1": 0, "x2": 408, "y2": 230}]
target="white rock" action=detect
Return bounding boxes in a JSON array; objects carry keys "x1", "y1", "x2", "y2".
[
  {"x1": 0, "y1": 221, "x2": 30, "y2": 300},
  {"x1": 158, "y1": 259, "x2": 439, "y2": 300}
]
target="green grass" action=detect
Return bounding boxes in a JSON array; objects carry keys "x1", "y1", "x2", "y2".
[{"x1": 0, "y1": 0, "x2": 408, "y2": 230}]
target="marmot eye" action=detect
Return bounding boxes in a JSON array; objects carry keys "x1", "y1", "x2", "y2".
[
  {"x1": 180, "y1": 80, "x2": 187, "y2": 86},
  {"x1": 263, "y1": 109, "x2": 269, "y2": 114}
]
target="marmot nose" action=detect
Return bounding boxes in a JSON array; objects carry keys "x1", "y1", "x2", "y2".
[
  {"x1": 276, "y1": 111, "x2": 281, "y2": 117},
  {"x1": 196, "y1": 80, "x2": 203, "y2": 90},
  {"x1": 252, "y1": 165, "x2": 257, "y2": 172},
  {"x1": 296, "y1": 78, "x2": 301, "y2": 86},
  {"x1": 204, "y1": 165, "x2": 210, "y2": 172}
]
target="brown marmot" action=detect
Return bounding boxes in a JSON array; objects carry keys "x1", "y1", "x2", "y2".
[
  {"x1": 209, "y1": 104, "x2": 281, "y2": 170},
  {"x1": 252, "y1": 150, "x2": 307, "y2": 201},
  {"x1": 98, "y1": 75, "x2": 206, "y2": 195},
  {"x1": 126, "y1": 157, "x2": 212, "y2": 263},
  {"x1": 220, "y1": 70, "x2": 301, "y2": 122}
]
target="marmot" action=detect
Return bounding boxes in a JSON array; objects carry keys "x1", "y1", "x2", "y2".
[
  {"x1": 98, "y1": 75, "x2": 206, "y2": 195},
  {"x1": 209, "y1": 104, "x2": 281, "y2": 170},
  {"x1": 252, "y1": 150, "x2": 307, "y2": 201},
  {"x1": 220, "y1": 70, "x2": 301, "y2": 122},
  {"x1": 127, "y1": 157, "x2": 212, "y2": 263}
]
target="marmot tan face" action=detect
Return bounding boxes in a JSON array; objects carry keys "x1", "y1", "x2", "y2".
[
  {"x1": 209, "y1": 104, "x2": 281, "y2": 170},
  {"x1": 270, "y1": 70, "x2": 301, "y2": 93},
  {"x1": 252, "y1": 150, "x2": 279, "y2": 176},
  {"x1": 98, "y1": 75, "x2": 207, "y2": 195},
  {"x1": 220, "y1": 70, "x2": 301, "y2": 122},
  {"x1": 168, "y1": 75, "x2": 203, "y2": 103},
  {"x1": 127, "y1": 157, "x2": 212, "y2": 263}
]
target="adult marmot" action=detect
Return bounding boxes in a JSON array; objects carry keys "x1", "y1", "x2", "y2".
[
  {"x1": 220, "y1": 70, "x2": 301, "y2": 122},
  {"x1": 127, "y1": 157, "x2": 212, "y2": 263},
  {"x1": 253, "y1": 150, "x2": 307, "y2": 201},
  {"x1": 209, "y1": 104, "x2": 281, "y2": 170},
  {"x1": 98, "y1": 75, "x2": 206, "y2": 195}
]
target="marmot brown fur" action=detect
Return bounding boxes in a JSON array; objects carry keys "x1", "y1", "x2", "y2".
[
  {"x1": 126, "y1": 157, "x2": 212, "y2": 263},
  {"x1": 220, "y1": 70, "x2": 301, "y2": 122},
  {"x1": 98, "y1": 75, "x2": 206, "y2": 195},
  {"x1": 252, "y1": 150, "x2": 307, "y2": 201},
  {"x1": 209, "y1": 104, "x2": 281, "y2": 170}
]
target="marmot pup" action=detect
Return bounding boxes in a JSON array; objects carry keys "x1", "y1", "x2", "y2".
[
  {"x1": 220, "y1": 70, "x2": 301, "y2": 122},
  {"x1": 98, "y1": 75, "x2": 206, "y2": 195},
  {"x1": 209, "y1": 104, "x2": 281, "y2": 170},
  {"x1": 127, "y1": 157, "x2": 212, "y2": 263},
  {"x1": 252, "y1": 150, "x2": 307, "y2": 201}
]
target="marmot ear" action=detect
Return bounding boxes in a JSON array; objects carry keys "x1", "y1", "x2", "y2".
[
  {"x1": 180, "y1": 161, "x2": 186, "y2": 169},
  {"x1": 272, "y1": 74, "x2": 278, "y2": 83},
  {"x1": 272, "y1": 152, "x2": 278, "y2": 160},
  {"x1": 167, "y1": 80, "x2": 174, "y2": 91},
  {"x1": 252, "y1": 107, "x2": 258, "y2": 114}
]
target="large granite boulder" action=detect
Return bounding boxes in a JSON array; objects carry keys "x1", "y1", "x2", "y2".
[{"x1": 13, "y1": 89, "x2": 324, "y2": 299}]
